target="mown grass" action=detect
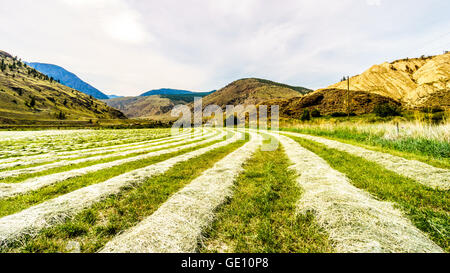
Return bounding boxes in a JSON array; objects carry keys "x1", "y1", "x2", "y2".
[
  {"x1": 292, "y1": 136, "x2": 450, "y2": 252},
  {"x1": 0, "y1": 130, "x2": 199, "y2": 172},
  {"x1": 0, "y1": 141, "x2": 177, "y2": 174},
  {"x1": 0, "y1": 131, "x2": 220, "y2": 184},
  {"x1": 281, "y1": 127, "x2": 450, "y2": 169},
  {"x1": 0, "y1": 129, "x2": 174, "y2": 159},
  {"x1": 200, "y1": 138, "x2": 333, "y2": 253},
  {"x1": 0, "y1": 135, "x2": 227, "y2": 218},
  {"x1": 5, "y1": 136, "x2": 248, "y2": 253}
]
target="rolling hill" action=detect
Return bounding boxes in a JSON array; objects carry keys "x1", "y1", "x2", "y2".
[
  {"x1": 327, "y1": 52, "x2": 450, "y2": 109},
  {"x1": 102, "y1": 96, "x2": 176, "y2": 119},
  {"x1": 26, "y1": 62, "x2": 109, "y2": 99},
  {"x1": 0, "y1": 50, "x2": 125, "y2": 125},
  {"x1": 261, "y1": 88, "x2": 401, "y2": 118},
  {"x1": 200, "y1": 78, "x2": 311, "y2": 109}
]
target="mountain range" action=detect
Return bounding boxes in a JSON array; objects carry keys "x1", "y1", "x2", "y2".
[
  {"x1": 25, "y1": 62, "x2": 109, "y2": 99},
  {"x1": 140, "y1": 88, "x2": 214, "y2": 97},
  {"x1": 1, "y1": 49, "x2": 448, "y2": 125},
  {"x1": 103, "y1": 90, "x2": 217, "y2": 119},
  {"x1": 0, "y1": 50, "x2": 124, "y2": 125},
  {"x1": 103, "y1": 78, "x2": 311, "y2": 119}
]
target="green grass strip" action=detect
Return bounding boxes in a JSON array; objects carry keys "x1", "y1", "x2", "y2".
[
  {"x1": 200, "y1": 138, "x2": 333, "y2": 253},
  {"x1": 0, "y1": 135, "x2": 226, "y2": 218},
  {"x1": 6, "y1": 136, "x2": 248, "y2": 253},
  {"x1": 291, "y1": 136, "x2": 450, "y2": 252}
]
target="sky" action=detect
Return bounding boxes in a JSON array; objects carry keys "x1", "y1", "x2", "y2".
[{"x1": 0, "y1": 0, "x2": 449, "y2": 96}]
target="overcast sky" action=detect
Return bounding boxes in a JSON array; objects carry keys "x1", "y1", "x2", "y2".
[{"x1": 1, "y1": 0, "x2": 449, "y2": 96}]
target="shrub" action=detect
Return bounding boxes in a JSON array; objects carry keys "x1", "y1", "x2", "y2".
[
  {"x1": 331, "y1": 112, "x2": 347, "y2": 117},
  {"x1": 421, "y1": 107, "x2": 444, "y2": 113},
  {"x1": 300, "y1": 109, "x2": 311, "y2": 121},
  {"x1": 30, "y1": 97, "x2": 36, "y2": 108},
  {"x1": 311, "y1": 109, "x2": 321, "y2": 118},
  {"x1": 432, "y1": 112, "x2": 445, "y2": 124},
  {"x1": 373, "y1": 103, "x2": 401, "y2": 117},
  {"x1": 57, "y1": 111, "x2": 66, "y2": 120}
]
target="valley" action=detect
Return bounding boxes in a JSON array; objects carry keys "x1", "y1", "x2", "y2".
[{"x1": 0, "y1": 50, "x2": 448, "y2": 254}]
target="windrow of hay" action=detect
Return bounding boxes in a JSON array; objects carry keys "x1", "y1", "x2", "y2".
[
  {"x1": 0, "y1": 129, "x2": 200, "y2": 169},
  {"x1": 272, "y1": 133, "x2": 443, "y2": 253},
  {"x1": 0, "y1": 130, "x2": 225, "y2": 199},
  {"x1": 0, "y1": 129, "x2": 214, "y2": 178},
  {"x1": 0, "y1": 129, "x2": 243, "y2": 249},
  {"x1": 100, "y1": 132, "x2": 262, "y2": 253},
  {"x1": 282, "y1": 131, "x2": 450, "y2": 190}
]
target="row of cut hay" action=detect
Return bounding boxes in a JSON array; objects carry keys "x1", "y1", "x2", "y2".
[
  {"x1": 0, "y1": 129, "x2": 242, "y2": 249},
  {"x1": 100, "y1": 132, "x2": 262, "y2": 253},
  {"x1": 0, "y1": 129, "x2": 215, "y2": 178},
  {"x1": 282, "y1": 131, "x2": 450, "y2": 190},
  {"x1": 0, "y1": 129, "x2": 198, "y2": 168},
  {"x1": 272, "y1": 133, "x2": 443, "y2": 253},
  {"x1": 0, "y1": 129, "x2": 226, "y2": 199}
]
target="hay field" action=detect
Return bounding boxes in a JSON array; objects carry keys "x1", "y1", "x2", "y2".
[{"x1": 0, "y1": 127, "x2": 447, "y2": 253}]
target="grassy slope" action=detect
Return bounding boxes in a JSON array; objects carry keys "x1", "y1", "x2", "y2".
[
  {"x1": 200, "y1": 138, "x2": 332, "y2": 253},
  {"x1": 292, "y1": 136, "x2": 449, "y2": 252},
  {"x1": 6, "y1": 137, "x2": 248, "y2": 253},
  {"x1": 0, "y1": 53, "x2": 124, "y2": 123}
]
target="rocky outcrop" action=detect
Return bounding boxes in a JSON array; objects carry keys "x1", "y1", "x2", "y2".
[{"x1": 327, "y1": 52, "x2": 450, "y2": 109}]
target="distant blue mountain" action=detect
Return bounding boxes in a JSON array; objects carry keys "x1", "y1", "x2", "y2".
[
  {"x1": 26, "y1": 62, "x2": 109, "y2": 99},
  {"x1": 140, "y1": 88, "x2": 214, "y2": 97},
  {"x1": 140, "y1": 88, "x2": 195, "y2": 96},
  {"x1": 107, "y1": 95, "x2": 124, "y2": 99}
]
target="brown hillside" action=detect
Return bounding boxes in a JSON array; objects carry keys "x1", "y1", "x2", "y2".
[
  {"x1": 0, "y1": 51, "x2": 125, "y2": 124},
  {"x1": 200, "y1": 78, "x2": 310, "y2": 109},
  {"x1": 327, "y1": 52, "x2": 450, "y2": 108},
  {"x1": 103, "y1": 96, "x2": 175, "y2": 119},
  {"x1": 261, "y1": 88, "x2": 401, "y2": 118}
]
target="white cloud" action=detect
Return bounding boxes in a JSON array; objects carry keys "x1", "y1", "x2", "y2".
[
  {"x1": 101, "y1": 12, "x2": 150, "y2": 44},
  {"x1": 366, "y1": 0, "x2": 382, "y2": 6},
  {"x1": 61, "y1": 0, "x2": 151, "y2": 44},
  {"x1": 0, "y1": 0, "x2": 448, "y2": 95}
]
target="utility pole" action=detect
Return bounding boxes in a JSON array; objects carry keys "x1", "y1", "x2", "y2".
[{"x1": 346, "y1": 76, "x2": 350, "y2": 117}]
